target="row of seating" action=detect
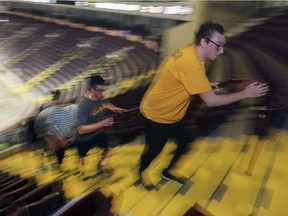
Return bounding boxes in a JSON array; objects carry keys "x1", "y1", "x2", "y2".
[
  {"x1": 0, "y1": 171, "x2": 214, "y2": 216},
  {"x1": 1, "y1": 12, "x2": 160, "y2": 103},
  {"x1": 0, "y1": 172, "x2": 64, "y2": 216},
  {"x1": 228, "y1": 40, "x2": 288, "y2": 107},
  {"x1": 0, "y1": 171, "x2": 116, "y2": 216}
]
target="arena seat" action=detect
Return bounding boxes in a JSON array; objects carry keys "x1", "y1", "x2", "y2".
[
  {"x1": 0, "y1": 175, "x2": 21, "y2": 190},
  {"x1": 0, "y1": 180, "x2": 64, "y2": 216},
  {"x1": 235, "y1": 31, "x2": 288, "y2": 63},
  {"x1": 13, "y1": 179, "x2": 64, "y2": 205},
  {"x1": 0, "y1": 178, "x2": 37, "y2": 209},
  {"x1": 0, "y1": 172, "x2": 10, "y2": 180},
  {"x1": 0, "y1": 174, "x2": 20, "y2": 185},
  {"x1": 0, "y1": 178, "x2": 35, "y2": 195},
  {"x1": 52, "y1": 189, "x2": 112, "y2": 216},
  {"x1": 11, "y1": 192, "x2": 65, "y2": 216}
]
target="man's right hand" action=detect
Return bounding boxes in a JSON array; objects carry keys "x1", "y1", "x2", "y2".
[
  {"x1": 101, "y1": 117, "x2": 114, "y2": 127},
  {"x1": 243, "y1": 82, "x2": 270, "y2": 98}
]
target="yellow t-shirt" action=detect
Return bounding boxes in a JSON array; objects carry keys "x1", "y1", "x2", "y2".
[{"x1": 140, "y1": 44, "x2": 211, "y2": 124}]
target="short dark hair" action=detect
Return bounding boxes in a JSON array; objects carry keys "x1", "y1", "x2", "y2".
[
  {"x1": 89, "y1": 75, "x2": 106, "y2": 88},
  {"x1": 51, "y1": 89, "x2": 61, "y2": 101},
  {"x1": 195, "y1": 22, "x2": 224, "y2": 45}
]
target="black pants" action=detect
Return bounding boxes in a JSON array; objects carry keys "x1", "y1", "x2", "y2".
[
  {"x1": 55, "y1": 132, "x2": 108, "y2": 165},
  {"x1": 55, "y1": 143, "x2": 76, "y2": 165},
  {"x1": 139, "y1": 118, "x2": 189, "y2": 173},
  {"x1": 76, "y1": 132, "x2": 109, "y2": 158},
  {"x1": 55, "y1": 149, "x2": 65, "y2": 165}
]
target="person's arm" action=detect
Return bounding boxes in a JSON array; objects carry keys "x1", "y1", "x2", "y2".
[
  {"x1": 199, "y1": 82, "x2": 269, "y2": 107},
  {"x1": 77, "y1": 117, "x2": 113, "y2": 135},
  {"x1": 46, "y1": 124, "x2": 69, "y2": 148},
  {"x1": 105, "y1": 102, "x2": 128, "y2": 114}
]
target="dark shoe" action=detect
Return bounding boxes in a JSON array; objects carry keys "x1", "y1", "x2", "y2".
[
  {"x1": 161, "y1": 169, "x2": 187, "y2": 185},
  {"x1": 137, "y1": 170, "x2": 154, "y2": 191}
]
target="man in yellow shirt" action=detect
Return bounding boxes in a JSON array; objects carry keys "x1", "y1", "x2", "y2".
[{"x1": 139, "y1": 22, "x2": 269, "y2": 190}]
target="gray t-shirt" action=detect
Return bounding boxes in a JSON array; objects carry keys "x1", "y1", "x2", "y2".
[{"x1": 75, "y1": 96, "x2": 108, "y2": 142}]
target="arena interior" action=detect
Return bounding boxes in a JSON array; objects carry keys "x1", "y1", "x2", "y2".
[{"x1": 0, "y1": 0, "x2": 288, "y2": 215}]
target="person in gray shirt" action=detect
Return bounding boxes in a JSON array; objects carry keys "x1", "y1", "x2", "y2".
[{"x1": 75, "y1": 75, "x2": 126, "y2": 174}]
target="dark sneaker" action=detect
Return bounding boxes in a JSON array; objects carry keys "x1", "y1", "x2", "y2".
[
  {"x1": 137, "y1": 170, "x2": 154, "y2": 191},
  {"x1": 161, "y1": 169, "x2": 187, "y2": 185}
]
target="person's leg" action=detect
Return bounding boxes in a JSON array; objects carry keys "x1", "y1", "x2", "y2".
[
  {"x1": 139, "y1": 119, "x2": 170, "y2": 173},
  {"x1": 43, "y1": 136, "x2": 60, "y2": 171},
  {"x1": 76, "y1": 141, "x2": 92, "y2": 175},
  {"x1": 55, "y1": 140, "x2": 75, "y2": 166},
  {"x1": 138, "y1": 119, "x2": 170, "y2": 190},
  {"x1": 77, "y1": 139, "x2": 96, "y2": 158},
  {"x1": 55, "y1": 149, "x2": 65, "y2": 165},
  {"x1": 76, "y1": 133, "x2": 109, "y2": 172},
  {"x1": 95, "y1": 132, "x2": 109, "y2": 169},
  {"x1": 166, "y1": 120, "x2": 189, "y2": 171},
  {"x1": 161, "y1": 120, "x2": 189, "y2": 185}
]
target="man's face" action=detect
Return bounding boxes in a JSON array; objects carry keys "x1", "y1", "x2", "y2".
[
  {"x1": 90, "y1": 84, "x2": 106, "y2": 100},
  {"x1": 204, "y1": 32, "x2": 226, "y2": 60}
]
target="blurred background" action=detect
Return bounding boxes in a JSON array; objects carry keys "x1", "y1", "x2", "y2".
[{"x1": 0, "y1": 1, "x2": 287, "y2": 215}]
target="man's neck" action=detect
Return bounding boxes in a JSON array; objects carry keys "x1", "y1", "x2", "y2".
[
  {"x1": 87, "y1": 94, "x2": 96, "y2": 101},
  {"x1": 195, "y1": 45, "x2": 206, "y2": 62}
]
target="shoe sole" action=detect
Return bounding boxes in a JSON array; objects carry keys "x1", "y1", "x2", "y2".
[{"x1": 161, "y1": 174, "x2": 185, "y2": 185}]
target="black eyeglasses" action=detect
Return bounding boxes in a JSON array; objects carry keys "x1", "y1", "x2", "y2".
[
  {"x1": 94, "y1": 88, "x2": 105, "y2": 93},
  {"x1": 205, "y1": 38, "x2": 224, "y2": 51}
]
